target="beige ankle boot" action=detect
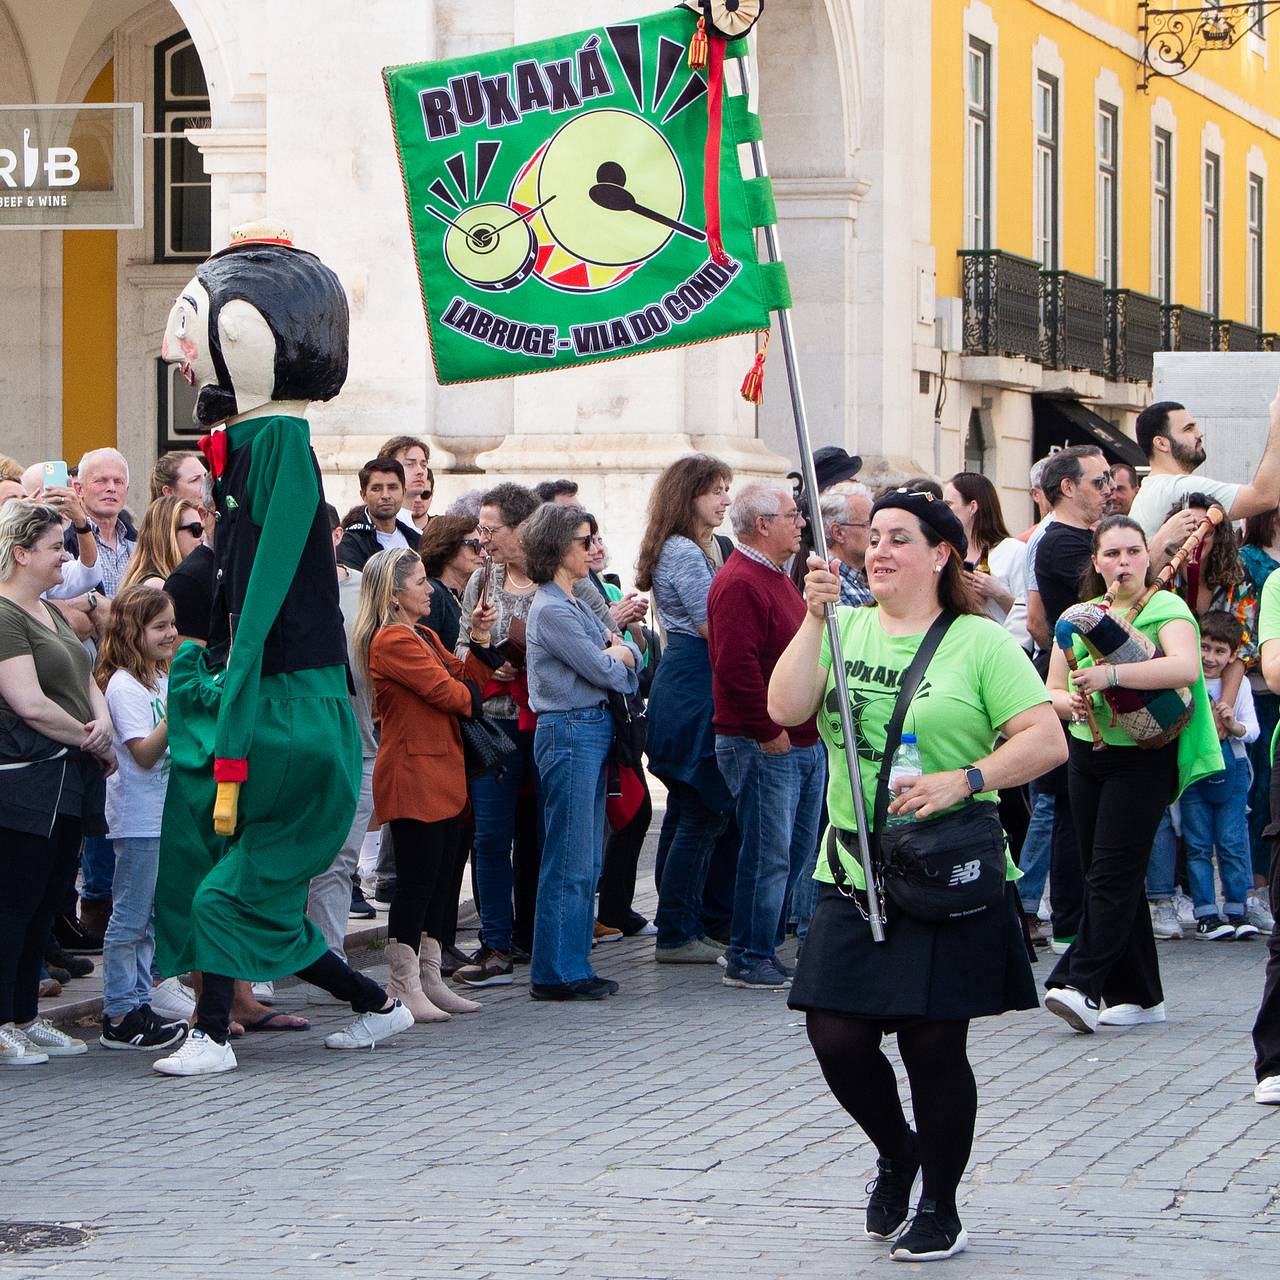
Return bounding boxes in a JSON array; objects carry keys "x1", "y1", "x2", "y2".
[
  {"x1": 385, "y1": 940, "x2": 449, "y2": 1023},
  {"x1": 421, "y1": 939, "x2": 481, "y2": 1014}
]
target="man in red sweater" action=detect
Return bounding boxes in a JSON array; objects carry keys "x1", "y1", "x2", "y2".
[{"x1": 707, "y1": 482, "x2": 827, "y2": 990}]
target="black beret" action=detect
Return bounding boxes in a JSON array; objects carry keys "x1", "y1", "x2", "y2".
[{"x1": 870, "y1": 488, "x2": 968, "y2": 561}]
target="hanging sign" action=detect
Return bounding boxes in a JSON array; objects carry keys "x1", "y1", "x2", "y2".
[
  {"x1": 0, "y1": 103, "x2": 143, "y2": 230},
  {"x1": 383, "y1": 7, "x2": 784, "y2": 385}
]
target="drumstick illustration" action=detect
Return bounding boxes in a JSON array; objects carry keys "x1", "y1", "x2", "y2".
[{"x1": 588, "y1": 162, "x2": 707, "y2": 241}]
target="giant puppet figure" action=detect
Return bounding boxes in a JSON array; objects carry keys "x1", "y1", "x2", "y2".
[{"x1": 152, "y1": 223, "x2": 412, "y2": 1076}]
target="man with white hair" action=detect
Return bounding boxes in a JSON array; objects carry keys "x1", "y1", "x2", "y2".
[
  {"x1": 67, "y1": 448, "x2": 136, "y2": 598},
  {"x1": 820, "y1": 485, "x2": 873, "y2": 607},
  {"x1": 706, "y1": 482, "x2": 826, "y2": 990}
]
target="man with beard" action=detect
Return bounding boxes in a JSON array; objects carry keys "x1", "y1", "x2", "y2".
[{"x1": 1129, "y1": 396, "x2": 1280, "y2": 539}]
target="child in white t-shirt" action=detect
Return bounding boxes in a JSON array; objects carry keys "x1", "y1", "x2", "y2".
[
  {"x1": 1181, "y1": 611, "x2": 1260, "y2": 942},
  {"x1": 95, "y1": 586, "x2": 187, "y2": 1051}
]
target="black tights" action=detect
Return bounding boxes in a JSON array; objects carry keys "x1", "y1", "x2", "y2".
[
  {"x1": 194, "y1": 953, "x2": 388, "y2": 1042},
  {"x1": 806, "y1": 1011, "x2": 977, "y2": 1214},
  {"x1": 387, "y1": 815, "x2": 463, "y2": 954}
]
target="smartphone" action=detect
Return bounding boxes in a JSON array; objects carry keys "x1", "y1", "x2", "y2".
[
  {"x1": 42, "y1": 460, "x2": 68, "y2": 490},
  {"x1": 477, "y1": 552, "x2": 493, "y2": 609}
]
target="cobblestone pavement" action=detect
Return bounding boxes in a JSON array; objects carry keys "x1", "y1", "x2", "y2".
[{"x1": 2, "y1": 838, "x2": 1278, "y2": 1279}]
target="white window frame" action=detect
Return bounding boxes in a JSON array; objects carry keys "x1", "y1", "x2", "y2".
[
  {"x1": 1248, "y1": 166, "x2": 1266, "y2": 328},
  {"x1": 965, "y1": 37, "x2": 993, "y2": 250},
  {"x1": 154, "y1": 33, "x2": 211, "y2": 263},
  {"x1": 1034, "y1": 72, "x2": 1060, "y2": 268},
  {"x1": 1202, "y1": 149, "x2": 1222, "y2": 316},
  {"x1": 964, "y1": 3, "x2": 1000, "y2": 248},
  {"x1": 1096, "y1": 102, "x2": 1119, "y2": 286},
  {"x1": 1151, "y1": 97, "x2": 1177, "y2": 304}
]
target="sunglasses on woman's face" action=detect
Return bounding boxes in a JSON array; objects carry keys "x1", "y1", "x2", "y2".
[
  {"x1": 461, "y1": 539, "x2": 483, "y2": 551},
  {"x1": 177, "y1": 522, "x2": 204, "y2": 538}
]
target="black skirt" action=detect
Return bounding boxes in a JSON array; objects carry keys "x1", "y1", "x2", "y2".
[{"x1": 788, "y1": 883, "x2": 1038, "y2": 1025}]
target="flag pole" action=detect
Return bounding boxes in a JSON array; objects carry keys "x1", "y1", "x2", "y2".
[{"x1": 732, "y1": 51, "x2": 886, "y2": 942}]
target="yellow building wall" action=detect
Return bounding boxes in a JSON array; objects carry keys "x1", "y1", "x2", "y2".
[
  {"x1": 934, "y1": 1, "x2": 1280, "y2": 332},
  {"x1": 61, "y1": 60, "x2": 117, "y2": 465}
]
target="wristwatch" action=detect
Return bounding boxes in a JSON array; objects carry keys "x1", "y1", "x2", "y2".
[
  {"x1": 963, "y1": 764, "x2": 985, "y2": 795},
  {"x1": 73, "y1": 522, "x2": 91, "y2": 534},
  {"x1": 86, "y1": 590, "x2": 99, "y2": 612}
]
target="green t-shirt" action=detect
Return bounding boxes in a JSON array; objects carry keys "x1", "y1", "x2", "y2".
[
  {"x1": 814, "y1": 607, "x2": 1049, "y2": 889},
  {"x1": 1065, "y1": 589, "x2": 1222, "y2": 796},
  {"x1": 0, "y1": 596, "x2": 94, "y2": 724},
  {"x1": 1258, "y1": 572, "x2": 1280, "y2": 762}
]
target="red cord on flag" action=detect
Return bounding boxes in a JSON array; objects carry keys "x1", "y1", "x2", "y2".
[
  {"x1": 740, "y1": 332, "x2": 770, "y2": 404},
  {"x1": 702, "y1": 34, "x2": 731, "y2": 268},
  {"x1": 688, "y1": 16, "x2": 709, "y2": 69}
]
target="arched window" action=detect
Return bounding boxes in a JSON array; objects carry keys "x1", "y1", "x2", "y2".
[{"x1": 153, "y1": 31, "x2": 211, "y2": 261}]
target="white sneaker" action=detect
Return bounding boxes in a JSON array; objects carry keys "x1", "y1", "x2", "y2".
[
  {"x1": 1098, "y1": 1001, "x2": 1167, "y2": 1027},
  {"x1": 1045, "y1": 986, "x2": 1099, "y2": 1033},
  {"x1": 150, "y1": 977, "x2": 196, "y2": 1023},
  {"x1": 153, "y1": 1029, "x2": 237, "y2": 1077},
  {"x1": 1048, "y1": 936, "x2": 1073, "y2": 955},
  {"x1": 250, "y1": 981, "x2": 276, "y2": 1003},
  {"x1": 1246, "y1": 893, "x2": 1275, "y2": 933},
  {"x1": 324, "y1": 999, "x2": 414, "y2": 1050},
  {"x1": 1150, "y1": 901, "x2": 1183, "y2": 940},
  {"x1": 0, "y1": 1022, "x2": 49, "y2": 1067},
  {"x1": 1172, "y1": 890, "x2": 1196, "y2": 927},
  {"x1": 1255, "y1": 1075, "x2": 1280, "y2": 1105},
  {"x1": 19, "y1": 1017, "x2": 88, "y2": 1056}
]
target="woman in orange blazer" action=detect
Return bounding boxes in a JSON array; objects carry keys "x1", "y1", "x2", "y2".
[{"x1": 353, "y1": 547, "x2": 496, "y2": 1023}]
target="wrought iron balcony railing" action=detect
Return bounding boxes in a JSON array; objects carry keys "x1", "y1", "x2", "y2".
[
  {"x1": 958, "y1": 249, "x2": 1042, "y2": 363},
  {"x1": 1040, "y1": 269, "x2": 1107, "y2": 375},
  {"x1": 1105, "y1": 289, "x2": 1163, "y2": 383},
  {"x1": 1215, "y1": 319, "x2": 1263, "y2": 351},
  {"x1": 1162, "y1": 304, "x2": 1215, "y2": 352}
]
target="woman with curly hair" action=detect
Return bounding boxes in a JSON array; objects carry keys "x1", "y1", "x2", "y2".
[
  {"x1": 119, "y1": 496, "x2": 205, "y2": 592},
  {"x1": 635, "y1": 454, "x2": 735, "y2": 964}
]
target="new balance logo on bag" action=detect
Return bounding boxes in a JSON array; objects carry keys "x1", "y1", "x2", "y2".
[{"x1": 948, "y1": 859, "x2": 982, "y2": 887}]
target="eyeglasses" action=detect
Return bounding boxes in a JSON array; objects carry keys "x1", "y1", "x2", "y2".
[
  {"x1": 420, "y1": 490, "x2": 433, "y2": 501},
  {"x1": 177, "y1": 522, "x2": 204, "y2": 538},
  {"x1": 477, "y1": 523, "x2": 507, "y2": 537},
  {"x1": 460, "y1": 538, "x2": 483, "y2": 551},
  {"x1": 761, "y1": 511, "x2": 805, "y2": 525},
  {"x1": 1085, "y1": 473, "x2": 1115, "y2": 491},
  {"x1": 832, "y1": 520, "x2": 870, "y2": 530},
  {"x1": 571, "y1": 534, "x2": 594, "y2": 550}
]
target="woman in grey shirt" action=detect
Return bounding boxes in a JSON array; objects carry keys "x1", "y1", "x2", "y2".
[{"x1": 524, "y1": 503, "x2": 639, "y2": 1000}]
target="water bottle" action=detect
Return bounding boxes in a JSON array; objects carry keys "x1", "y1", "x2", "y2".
[{"x1": 886, "y1": 733, "x2": 922, "y2": 827}]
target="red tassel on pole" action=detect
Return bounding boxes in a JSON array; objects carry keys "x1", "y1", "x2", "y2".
[
  {"x1": 740, "y1": 332, "x2": 770, "y2": 404},
  {"x1": 688, "y1": 16, "x2": 708, "y2": 69}
]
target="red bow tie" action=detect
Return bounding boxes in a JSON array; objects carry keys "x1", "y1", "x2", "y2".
[{"x1": 199, "y1": 430, "x2": 227, "y2": 478}]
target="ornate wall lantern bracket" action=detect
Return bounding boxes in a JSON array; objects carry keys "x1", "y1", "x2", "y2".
[{"x1": 1139, "y1": 2, "x2": 1280, "y2": 90}]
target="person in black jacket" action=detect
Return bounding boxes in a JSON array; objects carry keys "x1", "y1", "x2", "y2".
[
  {"x1": 419, "y1": 514, "x2": 485, "y2": 651},
  {"x1": 336, "y1": 458, "x2": 421, "y2": 570}
]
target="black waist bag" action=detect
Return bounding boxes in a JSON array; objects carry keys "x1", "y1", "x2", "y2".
[{"x1": 875, "y1": 802, "x2": 1008, "y2": 923}]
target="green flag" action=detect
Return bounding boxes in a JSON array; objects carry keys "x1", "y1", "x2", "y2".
[{"x1": 383, "y1": 7, "x2": 787, "y2": 385}]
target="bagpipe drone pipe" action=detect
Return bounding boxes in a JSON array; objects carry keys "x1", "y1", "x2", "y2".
[{"x1": 1054, "y1": 506, "x2": 1223, "y2": 751}]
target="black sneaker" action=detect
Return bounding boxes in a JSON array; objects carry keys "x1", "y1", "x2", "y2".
[
  {"x1": 890, "y1": 1199, "x2": 968, "y2": 1262},
  {"x1": 54, "y1": 913, "x2": 103, "y2": 955},
  {"x1": 349, "y1": 882, "x2": 377, "y2": 920},
  {"x1": 1227, "y1": 914, "x2": 1260, "y2": 941},
  {"x1": 372, "y1": 879, "x2": 396, "y2": 906},
  {"x1": 529, "y1": 976, "x2": 618, "y2": 1001},
  {"x1": 865, "y1": 1132, "x2": 920, "y2": 1240},
  {"x1": 1196, "y1": 915, "x2": 1235, "y2": 941},
  {"x1": 46, "y1": 964, "x2": 71, "y2": 984},
  {"x1": 46, "y1": 942, "x2": 94, "y2": 979},
  {"x1": 99, "y1": 1006, "x2": 187, "y2": 1051}
]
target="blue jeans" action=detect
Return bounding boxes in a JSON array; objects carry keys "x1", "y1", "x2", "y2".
[
  {"x1": 654, "y1": 781, "x2": 732, "y2": 948},
  {"x1": 103, "y1": 838, "x2": 160, "y2": 1019},
  {"x1": 1144, "y1": 808, "x2": 1177, "y2": 900},
  {"x1": 471, "y1": 719, "x2": 540, "y2": 955},
  {"x1": 1017, "y1": 782, "x2": 1053, "y2": 913},
  {"x1": 1181, "y1": 749, "x2": 1253, "y2": 918},
  {"x1": 715, "y1": 736, "x2": 826, "y2": 968},
  {"x1": 531, "y1": 707, "x2": 612, "y2": 987},
  {"x1": 81, "y1": 834, "x2": 115, "y2": 902}
]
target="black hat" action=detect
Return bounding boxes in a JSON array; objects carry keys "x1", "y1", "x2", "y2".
[
  {"x1": 813, "y1": 446, "x2": 863, "y2": 493},
  {"x1": 870, "y1": 488, "x2": 968, "y2": 561}
]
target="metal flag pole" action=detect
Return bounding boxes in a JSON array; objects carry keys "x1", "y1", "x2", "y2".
[{"x1": 732, "y1": 52, "x2": 886, "y2": 942}]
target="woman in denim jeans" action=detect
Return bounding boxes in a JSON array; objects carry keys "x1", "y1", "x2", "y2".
[{"x1": 523, "y1": 503, "x2": 639, "y2": 1000}]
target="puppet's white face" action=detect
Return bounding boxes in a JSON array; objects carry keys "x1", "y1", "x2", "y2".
[{"x1": 161, "y1": 275, "x2": 278, "y2": 423}]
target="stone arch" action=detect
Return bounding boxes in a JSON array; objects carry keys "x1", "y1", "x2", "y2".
[
  {"x1": 754, "y1": 0, "x2": 859, "y2": 178},
  {"x1": 0, "y1": 1, "x2": 35, "y2": 101}
]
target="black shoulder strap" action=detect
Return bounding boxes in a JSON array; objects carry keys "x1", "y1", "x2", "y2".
[
  {"x1": 825, "y1": 609, "x2": 958, "y2": 887},
  {"x1": 714, "y1": 533, "x2": 735, "y2": 564}
]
